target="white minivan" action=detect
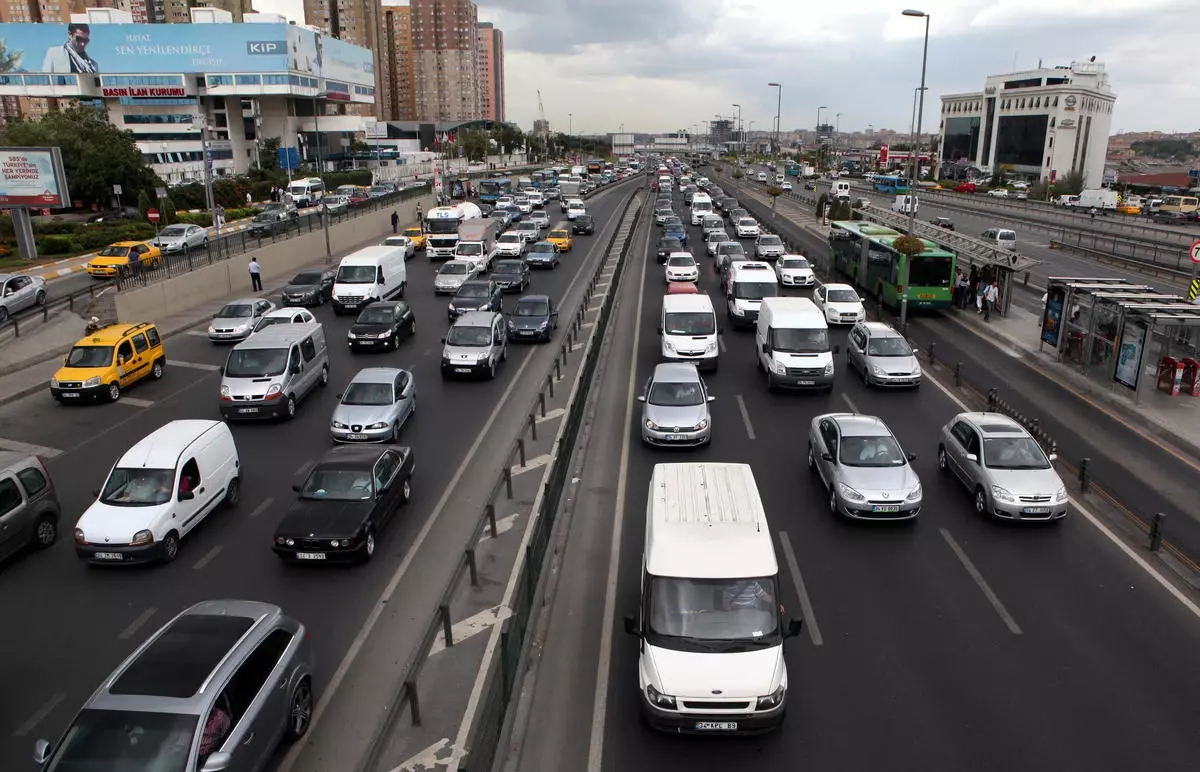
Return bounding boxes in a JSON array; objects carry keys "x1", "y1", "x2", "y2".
[
  {"x1": 756, "y1": 296, "x2": 837, "y2": 392},
  {"x1": 660, "y1": 293, "x2": 720, "y2": 371},
  {"x1": 73, "y1": 420, "x2": 241, "y2": 565},
  {"x1": 830, "y1": 180, "x2": 851, "y2": 200},
  {"x1": 624, "y1": 462, "x2": 803, "y2": 735},
  {"x1": 689, "y1": 192, "x2": 714, "y2": 225},
  {"x1": 331, "y1": 244, "x2": 408, "y2": 315},
  {"x1": 219, "y1": 323, "x2": 329, "y2": 420},
  {"x1": 724, "y1": 261, "x2": 779, "y2": 330}
]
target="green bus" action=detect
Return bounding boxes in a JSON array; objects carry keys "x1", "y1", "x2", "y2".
[{"x1": 827, "y1": 221, "x2": 955, "y2": 311}]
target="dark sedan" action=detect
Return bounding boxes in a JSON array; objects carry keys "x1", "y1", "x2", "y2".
[
  {"x1": 506, "y1": 294, "x2": 558, "y2": 342},
  {"x1": 448, "y1": 279, "x2": 503, "y2": 321},
  {"x1": 657, "y1": 236, "x2": 683, "y2": 264},
  {"x1": 273, "y1": 445, "x2": 414, "y2": 563},
  {"x1": 525, "y1": 241, "x2": 561, "y2": 269},
  {"x1": 492, "y1": 259, "x2": 530, "y2": 293},
  {"x1": 572, "y1": 214, "x2": 595, "y2": 235},
  {"x1": 280, "y1": 269, "x2": 335, "y2": 306},
  {"x1": 348, "y1": 301, "x2": 416, "y2": 351},
  {"x1": 930, "y1": 216, "x2": 955, "y2": 230}
]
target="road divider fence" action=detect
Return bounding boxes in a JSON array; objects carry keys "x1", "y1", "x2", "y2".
[{"x1": 0, "y1": 279, "x2": 114, "y2": 338}]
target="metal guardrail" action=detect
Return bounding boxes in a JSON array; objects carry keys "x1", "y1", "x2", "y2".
[
  {"x1": 352, "y1": 182, "x2": 645, "y2": 772},
  {"x1": 1047, "y1": 239, "x2": 1192, "y2": 282},
  {"x1": 0, "y1": 279, "x2": 115, "y2": 337}
]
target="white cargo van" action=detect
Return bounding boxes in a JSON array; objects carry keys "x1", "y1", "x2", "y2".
[
  {"x1": 724, "y1": 261, "x2": 779, "y2": 330},
  {"x1": 660, "y1": 294, "x2": 720, "y2": 371},
  {"x1": 756, "y1": 296, "x2": 836, "y2": 392},
  {"x1": 830, "y1": 180, "x2": 851, "y2": 200},
  {"x1": 690, "y1": 192, "x2": 714, "y2": 225},
  {"x1": 623, "y1": 462, "x2": 803, "y2": 734},
  {"x1": 891, "y1": 194, "x2": 918, "y2": 214},
  {"x1": 331, "y1": 244, "x2": 408, "y2": 315}
]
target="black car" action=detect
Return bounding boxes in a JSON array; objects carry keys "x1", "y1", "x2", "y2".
[
  {"x1": 479, "y1": 203, "x2": 495, "y2": 218},
  {"x1": 449, "y1": 279, "x2": 503, "y2": 321},
  {"x1": 930, "y1": 216, "x2": 955, "y2": 231},
  {"x1": 657, "y1": 236, "x2": 684, "y2": 264},
  {"x1": 349, "y1": 301, "x2": 416, "y2": 351},
  {"x1": 273, "y1": 445, "x2": 415, "y2": 563},
  {"x1": 248, "y1": 210, "x2": 293, "y2": 237},
  {"x1": 281, "y1": 268, "x2": 335, "y2": 306},
  {"x1": 492, "y1": 259, "x2": 530, "y2": 293},
  {"x1": 572, "y1": 214, "x2": 595, "y2": 235},
  {"x1": 506, "y1": 294, "x2": 558, "y2": 342}
]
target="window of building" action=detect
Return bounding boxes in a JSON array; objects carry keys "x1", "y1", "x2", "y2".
[{"x1": 236, "y1": 74, "x2": 261, "y2": 86}]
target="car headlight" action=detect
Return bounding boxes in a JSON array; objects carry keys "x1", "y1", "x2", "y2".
[
  {"x1": 706, "y1": 339, "x2": 718, "y2": 352},
  {"x1": 374, "y1": 331, "x2": 390, "y2": 339},
  {"x1": 756, "y1": 686, "x2": 785, "y2": 710},
  {"x1": 50, "y1": 377, "x2": 59, "y2": 387},
  {"x1": 131, "y1": 529, "x2": 154, "y2": 546},
  {"x1": 332, "y1": 421, "x2": 348, "y2": 429},
  {"x1": 838, "y1": 483, "x2": 866, "y2": 502},
  {"x1": 208, "y1": 325, "x2": 217, "y2": 334},
  {"x1": 83, "y1": 376, "x2": 101, "y2": 387},
  {"x1": 871, "y1": 365, "x2": 886, "y2": 377},
  {"x1": 695, "y1": 418, "x2": 709, "y2": 430},
  {"x1": 507, "y1": 319, "x2": 516, "y2": 329},
  {"x1": 365, "y1": 422, "x2": 388, "y2": 430},
  {"x1": 645, "y1": 419, "x2": 660, "y2": 430},
  {"x1": 478, "y1": 304, "x2": 491, "y2": 311},
  {"x1": 538, "y1": 321, "x2": 549, "y2": 329},
  {"x1": 265, "y1": 383, "x2": 282, "y2": 397},
  {"x1": 74, "y1": 527, "x2": 87, "y2": 544},
  {"x1": 906, "y1": 483, "x2": 923, "y2": 501},
  {"x1": 448, "y1": 302, "x2": 455, "y2": 310},
  {"x1": 220, "y1": 385, "x2": 230, "y2": 398},
  {"x1": 730, "y1": 303, "x2": 744, "y2": 315},
  {"x1": 770, "y1": 359, "x2": 786, "y2": 375},
  {"x1": 991, "y1": 485, "x2": 1015, "y2": 502},
  {"x1": 662, "y1": 340, "x2": 676, "y2": 353},
  {"x1": 1055, "y1": 487, "x2": 1068, "y2": 503},
  {"x1": 646, "y1": 684, "x2": 676, "y2": 710}
]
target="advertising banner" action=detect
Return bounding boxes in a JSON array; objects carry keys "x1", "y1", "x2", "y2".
[
  {"x1": 0, "y1": 147, "x2": 70, "y2": 208},
  {"x1": 284, "y1": 27, "x2": 373, "y2": 89},
  {"x1": 1040, "y1": 286, "x2": 1066, "y2": 347},
  {"x1": 1114, "y1": 321, "x2": 1146, "y2": 391}
]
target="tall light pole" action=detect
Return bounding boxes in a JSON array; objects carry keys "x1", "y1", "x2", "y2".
[
  {"x1": 732, "y1": 103, "x2": 742, "y2": 153},
  {"x1": 900, "y1": 8, "x2": 931, "y2": 330},
  {"x1": 816, "y1": 105, "x2": 827, "y2": 170},
  {"x1": 835, "y1": 112, "x2": 842, "y2": 153},
  {"x1": 767, "y1": 82, "x2": 782, "y2": 156},
  {"x1": 312, "y1": 92, "x2": 331, "y2": 262}
]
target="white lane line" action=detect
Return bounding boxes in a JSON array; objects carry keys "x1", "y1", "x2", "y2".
[
  {"x1": 734, "y1": 394, "x2": 757, "y2": 440},
  {"x1": 169, "y1": 360, "x2": 221, "y2": 372},
  {"x1": 293, "y1": 459, "x2": 315, "y2": 478},
  {"x1": 192, "y1": 545, "x2": 224, "y2": 570},
  {"x1": 14, "y1": 692, "x2": 66, "y2": 737},
  {"x1": 841, "y1": 393, "x2": 861, "y2": 414},
  {"x1": 427, "y1": 606, "x2": 513, "y2": 658},
  {"x1": 478, "y1": 513, "x2": 520, "y2": 542},
  {"x1": 118, "y1": 607, "x2": 159, "y2": 640},
  {"x1": 778, "y1": 531, "x2": 824, "y2": 646},
  {"x1": 184, "y1": 330, "x2": 208, "y2": 337},
  {"x1": 391, "y1": 739, "x2": 455, "y2": 772},
  {"x1": 120, "y1": 397, "x2": 156, "y2": 408},
  {"x1": 939, "y1": 528, "x2": 1023, "y2": 635},
  {"x1": 536, "y1": 407, "x2": 565, "y2": 423},
  {"x1": 578, "y1": 322, "x2": 594, "y2": 330},
  {"x1": 249, "y1": 497, "x2": 274, "y2": 518},
  {"x1": 718, "y1": 335, "x2": 726, "y2": 354},
  {"x1": 511, "y1": 454, "x2": 552, "y2": 476},
  {"x1": 0, "y1": 438, "x2": 62, "y2": 458}
]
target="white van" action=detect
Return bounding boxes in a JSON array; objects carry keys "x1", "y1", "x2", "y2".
[
  {"x1": 73, "y1": 420, "x2": 241, "y2": 565},
  {"x1": 981, "y1": 228, "x2": 1018, "y2": 251},
  {"x1": 331, "y1": 244, "x2": 408, "y2": 314},
  {"x1": 756, "y1": 296, "x2": 836, "y2": 392},
  {"x1": 660, "y1": 294, "x2": 720, "y2": 371},
  {"x1": 624, "y1": 462, "x2": 803, "y2": 734},
  {"x1": 690, "y1": 192, "x2": 714, "y2": 225},
  {"x1": 219, "y1": 323, "x2": 329, "y2": 420},
  {"x1": 892, "y1": 194, "x2": 919, "y2": 214},
  {"x1": 724, "y1": 261, "x2": 779, "y2": 330},
  {"x1": 830, "y1": 180, "x2": 851, "y2": 200},
  {"x1": 287, "y1": 177, "x2": 325, "y2": 208}
]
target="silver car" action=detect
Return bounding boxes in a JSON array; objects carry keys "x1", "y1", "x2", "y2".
[
  {"x1": 0, "y1": 273, "x2": 47, "y2": 323},
  {"x1": 937, "y1": 412, "x2": 1068, "y2": 521},
  {"x1": 807, "y1": 413, "x2": 922, "y2": 521},
  {"x1": 529, "y1": 211, "x2": 551, "y2": 229},
  {"x1": 846, "y1": 321, "x2": 922, "y2": 388},
  {"x1": 705, "y1": 231, "x2": 729, "y2": 257},
  {"x1": 151, "y1": 223, "x2": 208, "y2": 254},
  {"x1": 754, "y1": 234, "x2": 786, "y2": 260},
  {"x1": 638, "y1": 362, "x2": 714, "y2": 447},
  {"x1": 35, "y1": 599, "x2": 314, "y2": 772},
  {"x1": 208, "y1": 297, "x2": 276, "y2": 342},
  {"x1": 433, "y1": 259, "x2": 479, "y2": 294},
  {"x1": 381, "y1": 235, "x2": 416, "y2": 260},
  {"x1": 331, "y1": 367, "x2": 416, "y2": 443},
  {"x1": 323, "y1": 195, "x2": 350, "y2": 215}
]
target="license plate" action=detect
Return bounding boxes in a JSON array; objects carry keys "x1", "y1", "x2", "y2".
[
  {"x1": 695, "y1": 721, "x2": 737, "y2": 731},
  {"x1": 61, "y1": 392, "x2": 80, "y2": 398},
  {"x1": 917, "y1": 293, "x2": 936, "y2": 300},
  {"x1": 346, "y1": 433, "x2": 368, "y2": 440},
  {"x1": 1023, "y1": 507, "x2": 1051, "y2": 514},
  {"x1": 873, "y1": 504, "x2": 901, "y2": 513},
  {"x1": 94, "y1": 552, "x2": 123, "y2": 560},
  {"x1": 238, "y1": 407, "x2": 259, "y2": 414},
  {"x1": 296, "y1": 552, "x2": 326, "y2": 560},
  {"x1": 455, "y1": 368, "x2": 472, "y2": 374},
  {"x1": 797, "y1": 380, "x2": 815, "y2": 386},
  {"x1": 664, "y1": 434, "x2": 684, "y2": 441}
]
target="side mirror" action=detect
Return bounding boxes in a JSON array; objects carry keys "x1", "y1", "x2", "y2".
[
  {"x1": 440, "y1": 337, "x2": 447, "y2": 344},
  {"x1": 821, "y1": 452, "x2": 833, "y2": 462},
  {"x1": 656, "y1": 327, "x2": 663, "y2": 335},
  {"x1": 92, "y1": 488, "x2": 100, "y2": 498},
  {"x1": 907, "y1": 453, "x2": 917, "y2": 462},
  {"x1": 33, "y1": 739, "x2": 51, "y2": 765},
  {"x1": 636, "y1": 395, "x2": 646, "y2": 402},
  {"x1": 966, "y1": 453, "x2": 979, "y2": 463},
  {"x1": 726, "y1": 293, "x2": 734, "y2": 301},
  {"x1": 178, "y1": 490, "x2": 195, "y2": 501},
  {"x1": 913, "y1": 347, "x2": 920, "y2": 355},
  {"x1": 785, "y1": 618, "x2": 804, "y2": 639},
  {"x1": 761, "y1": 342, "x2": 770, "y2": 354},
  {"x1": 291, "y1": 482, "x2": 301, "y2": 492},
  {"x1": 201, "y1": 752, "x2": 233, "y2": 772},
  {"x1": 707, "y1": 395, "x2": 716, "y2": 402},
  {"x1": 336, "y1": 392, "x2": 344, "y2": 400},
  {"x1": 218, "y1": 366, "x2": 225, "y2": 376},
  {"x1": 289, "y1": 364, "x2": 301, "y2": 375},
  {"x1": 1048, "y1": 453, "x2": 1058, "y2": 461},
  {"x1": 623, "y1": 615, "x2": 640, "y2": 636}
]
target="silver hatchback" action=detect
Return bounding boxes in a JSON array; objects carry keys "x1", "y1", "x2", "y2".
[
  {"x1": 937, "y1": 412, "x2": 1067, "y2": 521},
  {"x1": 331, "y1": 367, "x2": 416, "y2": 443},
  {"x1": 808, "y1": 413, "x2": 922, "y2": 521},
  {"x1": 638, "y1": 362, "x2": 714, "y2": 447},
  {"x1": 846, "y1": 321, "x2": 922, "y2": 388}
]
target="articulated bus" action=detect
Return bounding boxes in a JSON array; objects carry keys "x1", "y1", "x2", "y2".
[
  {"x1": 1159, "y1": 195, "x2": 1199, "y2": 215},
  {"x1": 478, "y1": 177, "x2": 512, "y2": 204},
  {"x1": 873, "y1": 175, "x2": 911, "y2": 194},
  {"x1": 827, "y1": 221, "x2": 956, "y2": 311}
]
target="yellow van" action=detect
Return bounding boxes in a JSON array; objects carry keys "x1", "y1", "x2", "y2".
[
  {"x1": 546, "y1": 223, "x2": 574, "y2": 253},
  {"x1": 50, "y1": 322, "x2": 166, "y2": 403}
]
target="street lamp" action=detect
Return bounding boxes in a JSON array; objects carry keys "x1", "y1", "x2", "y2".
[
  {"x1": 311, "y1": 92, "x2": 332, "y2": 262},
  {"x1": 816, "y1": 105, "x2": 827, "y2": 169},
  {"x1": 767, "y1": 82, "x2": 781, "y2": 156},
  {"x1": 900, "y1": 8, "x2": 931, "y2": 330},
  {"x1": 732, "y1": 103, "x2": 742, "y2": 152}
]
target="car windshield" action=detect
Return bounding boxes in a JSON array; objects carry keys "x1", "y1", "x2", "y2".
[
  {"x1": 738, "y1": 219, "x2": 756, "y2": 227},
  {"x1": 515, "y1": 301, "x2": 549, "y2": 317},
  {"x1": 300, "y1": 467, "x2": 374, "y2": 501},
  {"x1": 733, "y1": 281, "x2": 778, "y2": 300},
  {"x1": 770, "y1": 327, "x2": 828, "y2": 353},
  {"x1": 457, "y1": 243, "x2": 483, "y2": 255},
  {"x1": 341, "y1": 382, "x2": 394, "y2": 406},
  {"x1": 531, "y1": 244, "x2": 555, "y2": 253},
  {"x1": 404, "y1": 228, "x2": 423, "y2": 237},
  {"x1": 96, "y1": 246, "x2": 131, "y2": 257},
  {"x1": 983, "y1": 436, "x2": 1051, "y2": 469},
  {"x1": 45, "y1": 708, "x2": 198, "y2": 772},
  {"x1": 499, "y1": 234, "x2": 521, "y2": 243},
  {"x1": 224, "y1": 347, "x2": 288, "y2": 378},
  {"x1": 357, "y1": 306, "x2": 396, "y2": 324},
  {"x1": 577, "y1": 216, "x2": 593, "y2": 223},
  {"x1": 440, "y1": 263, "x2": 469, "y2": 275},
  {"x1": 447, "y1": 325, "x2": 492, "y2": 346},
  {"x1": 337, "y1": 265, "x2": 377, "y2": 284},
  {"x1": 158, "y1": 226, "x2": 187, "y2": 237},
  {"x1": 999, "y1": 231, "x2": 1016, "y2": 241},
  {"x1": 659, "y1": 239, "x2": 682, "y2": 250},
  {"x1": 648, "y1": 576, "x2": 779, "y2": 650},
  {"x1": 66, "y1": 345, "x2": 113, "y2": 368},
  {"x1": 647, "y1": 380, "x2": 704, "y2": 406},
  {"x1": 867, "y1": 336, "x2": 912, "y2": 356},
  {"x1": 457, "y1": 284, "x2": 489, "y2": 298},
  {"x1": 549, "y1": 231, "x2": 568, "y2": 239},
  {"x1": 215, "y1": 304, "x2": 252, "y2": 318},
  {"x1": 99, "y1": 467, "x2": 176, "y2": 506},
  {"x1": 839, "y1": 435, "x2": 907, "y2": 467},
  {"x1": 827, "y1": 289, "x2": 860, "y2": 303},
  {"x1": 664, "y1": 312, "x2": 715, "y2": 335},
  {"x1": 719, "y1": 244, "x2": 744, "y2": 255},
  {"x1": 667, "y1": 256, "x2": 695, "y2": 267},
  {"x1": 291, "y1": 272, "x2": 322, "y2": 285},
  {"x1": 494, "y1": 262, "x2": 521, "y2": 275},
  {"x1": 759, "y1": 236, "x2": 782, "y2": 246},
  {"x1": 781, "y1": 257, "x2": 809, "y2": 269}
]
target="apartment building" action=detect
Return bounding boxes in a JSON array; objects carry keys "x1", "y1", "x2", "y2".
[
  {"x1": 380, "y1": 3, "x2": 416, "y2": 121},
  {"x1": 476, "y1": 20, "x2": 503, "y2": 121}
]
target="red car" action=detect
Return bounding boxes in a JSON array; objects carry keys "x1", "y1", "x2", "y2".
[
  {"x1": 666, "y1": 281, "x2": 700, "y2": 295},
  {"x1": 953, "y1": 182, "x2": 977, "y2": 193}
]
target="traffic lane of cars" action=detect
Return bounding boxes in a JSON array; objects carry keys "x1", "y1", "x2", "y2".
[{"x1": 0, "y1": 194, "x2": 623, "y2": 763}]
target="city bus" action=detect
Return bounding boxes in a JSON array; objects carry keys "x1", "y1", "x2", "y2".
[
  {"x1": 1159, "y1": 195, "x2": 1198, "y2": 215},
  {"x1": 873, "y1": 175, "x2": 911, "y2": 194},
  {"x1": 586, "y1": 159, "x2": 604, "y2": 175},
  {"x1": 827, "y1": 221, "x2": 956, "y2": 311},
  {"x1": 477, "y1": 177, "x2": 512, "y2": 204}
]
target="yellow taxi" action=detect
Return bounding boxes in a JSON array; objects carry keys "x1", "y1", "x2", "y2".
[
  {"x1": 403, "y1": 226, "x2": 427, "y2": 250},
  {"x1": 1117, "y1": 201, "x2": 1142, "y2": 215},
  {"x1": 546, "y1": 224, "x2": 574, "y2": 253},
  {"x1": 86, "y1": 241, "x2": 162, "y2": 279},
  {"x1": 50, "y1": 322, "x2": 166, "y2": 403}
]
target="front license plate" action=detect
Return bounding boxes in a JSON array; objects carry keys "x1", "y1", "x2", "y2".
[
  {"x1": 1023, "y1": 507, "x2": 1051, "y2": 514},
  {"x1": 296, "y1": 552, "x2": 326, "y2": 560},
  {"x1": 695, "y1": 721, "x2": 737, "y2": 731},
  {"x1": 455, "y1": 368, "x2": 472, "y2": 374},
  {"x1": 93, "y1": 552, "x2": 123, "y2": 560},
  {"x1": 61, "y1": 392, "x2": 80, "y2": 398},
  {"x1": 664, "y1": 434, "x2": 684, "y2": 441},
  {"x1": 873, "y1": 504, "x2": 901, "y2": 513},
  {"x1": 797, "y1": 380, "x2": 815, "y2": 386},
  {"x1": 238, "y1": 407, "x2": 259, "y2": 414},
  {"x1": 346, "y1": 433, "x2": 369, "y2": 440}
]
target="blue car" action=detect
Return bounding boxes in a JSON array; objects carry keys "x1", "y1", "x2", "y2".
[
  {"x1": 664, "y1": 224, "x2": 688, "y2": 246},
  {"x1": 525, "y1": 241, "x2": 560, "y2": 269},
  {"x1": 502, "y1": 204, "x2": 522, "y2": 223}
]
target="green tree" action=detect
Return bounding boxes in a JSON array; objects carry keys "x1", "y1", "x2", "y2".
[
  {"x1": 349, "y1": 139, "x2": 370, "y2": 155},
  {"x1": 1130, "y1": 138, "x2": 1193, "y2": 160},
  {"x1": 0, "y1": 40, "x2": 21, "y2": 73},
  {"x1": 257, "y1": 136, "x2": 282, "y2": 174},
  {"x1": 1052, "y1": 170, "x2": 1086, "y2": 197},
  {"x1": 160, "y1": 196, "x2": 177, "y2": 225},
  {"x1": 137, "y1": 190, "x2": 152, "y2": 221},
  {"x1": 459, "y1": 129, "x2": 490, "y2": 162},
  {"x1": 492, "y1": 124, "x2": 524, "y2": 155}
]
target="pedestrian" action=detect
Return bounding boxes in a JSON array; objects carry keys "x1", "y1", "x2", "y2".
[
  {"x1": 391, "y1": 210, "x2": 399, "y2": 233},
  {"x1": 415, "y1": 202, "x2": 423, "y2": 221},
  {"x1": 245, "y1": 191, "x2": 252, "y2": 206},
  {"x1": 984, "y1": 279, "x2": 999, "y2": 321},
  {"x1": 956, "y1": 270, "x2": 970, "y2": 310},
  {"x1": 249, "y1": 256, "x2": 262, "y2": 292},
  {"x1": 976, "y1": 279, "x2": 987, "y2": 314}
]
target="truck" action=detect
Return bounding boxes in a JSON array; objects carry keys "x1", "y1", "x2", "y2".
[
  {"x1": 891, "y1": 194, "x2": 919, "y2": 214},
  {"x1": 455, "y1": 218, "x2": 502, "y2": 272},
  {"x1": 558, "y1": 182, "x2": 581, "y2": 211},
  {"x1": 424, "y1": 201, "x2": 484, "y2": 260},
  {"x1": 1075, "y1": 188, "x2": 1118, "y2": 212}
]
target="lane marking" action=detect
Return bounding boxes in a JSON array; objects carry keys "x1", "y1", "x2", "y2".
[
  {"x1": 293, "y1": 459, "x2": 315, "y2": 478},
  {"x1": 478, "y1": 513, "x2": 520, "y2": 542},
  {"x1": 841, "y1": 393, "x2": 861, "y2": 414},
  {"x1": 427, "y1": 606, "x2": 513, "y2": 658},
  {"x1": 118, "y1": 606, "x2": 158, "y2": 640},
  {"x1": 778, "y1": 531, "x2": 824, "y2": 646},
  {"x1": 390, "y1": 738, "x2": 455, "y2": 772},
  {"x1": 14, "y1": 692, "x2": 66, "y2": 737},
  {"x1": 939, "y1": 528, "x2": 1023, "y2": 635},
  {"x1": 120, "y1": 397, "x2": 156, "y2": 408},
  {"x1": 579, "y1": 322, "x2": 594, "y2": 330},
  {"x1": 249, "y1": 497, "x2": 274, "y2": 518},
  {"x1": 734, "y1": 394, "x2": 757, "y2": 440},
  {"x1": 536, "y1": 407, "x2": 565, "y2": 423},
  {"x1": 0, "y1": 438, "x2": 62, "y2": 458},
  {"x1": 169, "y1": 360, "x2": 221, "y2": 372},
  {"x1": 184, "y1": 330, "x2": 209, "y2": 337},
  {"x1": 192, "y1": 545, "x2": 224, "y2": 570},
  {"x1": 511, "y1": 454, "x2": 552, "y2": 476}
]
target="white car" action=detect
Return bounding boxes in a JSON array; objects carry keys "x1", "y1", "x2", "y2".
[
  {"x1": 250, "y1": 307, "x2": 316, "y2": 336},
  {"x1": 433, "y1": 259, "x2": 480, "y2": 294},
  {"x1": 814, "y1": 282, "x2": 866, "y2": 324},
  {"x1": 775, "y1": 174, "x2": 785, "y2": 184},
  {"x1": 756, "y1": 172, "x2": 768, "y2": 182},
  {"x1": 494, "y1": 232, "x2": 527, "y2": 257},
  {"x1": 381, "y1": 235, "x2": 416, "y2": 260},
  {"x1": 664, "y1": 252, "x2": 699, "y2": 283},
  {"x1": 566, "y1": 200, "x2": 586, "y2": 220},
  {"x1": 529, "y1": 211, "x2": 551, "y2": 229},
  {"x1": 526, "y1": 190, "x2": 545, "y2": 206},
  {"x1": 987, "y1": 188, "x2": 1009, "y2": 198},
  {"x1": 495, "y1": 196, "x2": 514, "y2": 209},
  {"x1": 705, "y1": 231, "x2": 729, "y2": 257},
  {"x1": 775, "y1": 254, "x2": 815, "y2": 287},
  {"x1": 735, "y1": 217, "x2": 760, "y2": 238},
  {"x1": 781, "y1": 181, "x2": 793, "y2": 191},
  {"x1": 514, "y1": 197, "x2": 534, "y2": 214}
]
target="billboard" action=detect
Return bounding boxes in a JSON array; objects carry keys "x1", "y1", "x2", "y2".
[
  {"x1": 285, "y1": 27, "x2": 374, "y2": 89},
  {"x1": 0, "y1": 147, "x2": 70, "y2": 208}
]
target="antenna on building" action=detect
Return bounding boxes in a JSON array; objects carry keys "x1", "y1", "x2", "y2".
[{"x1": 1038, "y1": 57, "x2": 1042, "y2": 68}]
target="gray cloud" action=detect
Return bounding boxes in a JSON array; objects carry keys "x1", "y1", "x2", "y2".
[{"x1": 483, "y1": 0, "x2": 719, "y2": 55}]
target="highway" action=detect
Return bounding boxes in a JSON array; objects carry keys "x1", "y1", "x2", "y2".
[
  {"x1": 0, "y1": 183, "x2": 631, "y2": 768},
  {"x1": 515, "y1": 176, "x2": 1200, "y2": 772}
]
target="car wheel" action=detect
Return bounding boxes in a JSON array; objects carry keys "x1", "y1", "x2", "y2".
[
  {"x1": 488, "y1": 359, "x2": 497, "y2": 380},
  {"x1": 285, "y1": 394, "x2": 297, "y2": 418},
  {"x1": 409, "y1": 319, "x2": 417, "y2": 337},
  {"x1": 107, "y1": 382, "x2": 121, "y2": 402},
  {"x1": 161, "y1": 531, "x2": 180, "y2": 563},
  {"x1": 224, "y1": 477, "x2": 241, "y2": 508},
  {"x1": 390, "y1": 420, "x2": 400, "y2": 442},
  {"x1": 937, "y1": 446, "x2": 949, "y2": 473},
  {"x1": 765, "y1": 369, "x2": 777, "y2": 393},
  {"x1": 974, "y1": 487, "x2": 989, "y2": 515},
  {"x1": 286, "y1": 678, "x2": 314, "y2": 741},
  {"x1": 400, "y1": 477, "x2": 411, "y2": 505},
  {"x1": 319, "y1": 366, "x2": 329, "y2": 387},
  {"x1": 807, "y1": 443, "x2": 817, "y2": 471},
  {"x1": 31, "y1": 515, "x2": 57, "y2": 549},
  {"x1": 151, "y1": 359, "x2": 164, "y2": 380},
  {"x1": 361, "y1": 529, "x2": 376, "y2": 561},
  {"x1": 828, "y1": 487, "x2": 839, "y2": 516},
  {"x1": 35, "y1": 289, "x2": 46, "y2": 306}
]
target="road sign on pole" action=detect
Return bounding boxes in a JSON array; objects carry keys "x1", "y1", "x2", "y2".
[
  {"x1": 147, "y1": 208, "x2": 160, "y2": 224},
  {"x1": 1190, "y1": 240, "x2": 1200, "y2": 264}
]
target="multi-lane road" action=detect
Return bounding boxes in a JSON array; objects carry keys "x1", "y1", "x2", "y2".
[
  {"x1": 514, "y1": 177, "x2": 1200, "y2": 772},
  {"x1": 0, "y1": 183, "x2": 631, "y2": 768}
]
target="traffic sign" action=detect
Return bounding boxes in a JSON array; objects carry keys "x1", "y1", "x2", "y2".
[
  {"x1": 1191, "y1": 240, "x2": 1200, "y2": 264},
  {"x1": 147, "y1": 208, "x2": 160, "y2": 224},
  {"x1": 1190, "y1": 169, "x2": 1199, "y2": 178}
]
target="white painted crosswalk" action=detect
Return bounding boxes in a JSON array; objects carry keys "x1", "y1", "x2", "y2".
[{"x1": 0, "y1": 438, "x2": 62, "y2": 458}]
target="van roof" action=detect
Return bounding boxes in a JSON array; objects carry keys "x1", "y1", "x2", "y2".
[
  {"x1": 341, "y1": 244, "x2": 406, "y2": 264},
  {"x1": 646, "y1": 463, "x2": 777, "y2": 578},
  {"x1": 77, "y1": 322, "x2": 157, "y2": 346},
  {"x1": 662, "y1": 293, "x2": 714, "y2": 312},
  {"x1": 233, "y1": 322, "x2": 320, "y2": 349},
  {"x1": 453, "y1": 310, "x2": 498, "y2": 327},
  {"x1": 729, "y1": 261, "x2": 774, "y2": 278},
  {"x1": 118, "y1": 420, "x2": 224, "y2": 469},
  {"x1": 759, "y1": 296, "x2": 822, "y2": 325}
]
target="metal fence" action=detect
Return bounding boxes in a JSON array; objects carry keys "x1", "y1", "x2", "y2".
[{"x1": 0, "y1": 279, "x2": 115, "y2": 338}]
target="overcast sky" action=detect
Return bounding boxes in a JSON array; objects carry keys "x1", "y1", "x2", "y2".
[{"x1": 254, "y1": 0, "x2": 1196, "y2": 136}]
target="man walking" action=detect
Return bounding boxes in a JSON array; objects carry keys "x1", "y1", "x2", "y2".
[
  {"x1": 391, "y1": 210, "x2": 399, "y2": 234},
  {"x1": 249, "y1": 257, "x2": 262, "y2": 292},
  {"x1": 983, "y1": 279, "x2": 999, "y2": 321}
]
